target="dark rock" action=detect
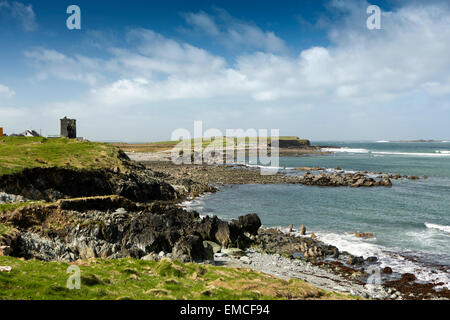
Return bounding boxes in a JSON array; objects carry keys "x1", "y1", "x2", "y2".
[
  {"x1": 171, "y1": 235, "x2": 213, "y2": 262},
  {"x1": 57, "y1": 195, "x2": 138, "y2": 212},
  {"x1": 347, "y1": 255, "x2": 365, "y2": 265},
  {"x1": 0, "y1": 167, "x2": 177, "y2": 203},
  {"x1": 382, "y1": 266, "x2": 393, "y2": 274},
  {"x1": 401, "y1": 273, "x2": 416, "y2": 282},
  {"x1": 4, "y1": 202, "x2": 257, "y2": 263},
  {"x1": 237, "y1": 214, "x2": 261, "y2": 235}
]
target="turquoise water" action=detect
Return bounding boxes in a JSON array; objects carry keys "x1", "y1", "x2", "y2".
[{"x1": 185, "y1": 141, "x2": 450, "y2": 286}]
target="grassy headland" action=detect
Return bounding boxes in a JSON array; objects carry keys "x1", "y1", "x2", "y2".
[
  {"x1": 0, "y1": 256, "x2": 355, "y2": 300},
  {"x1": 0, "y1": 135, "x2": 353, "y2": 301},
  {"x1": 112, "y1": 136, "x2": 311, "y2": 153},
  {"x1": 0, "y1": 136, "x2": 126, "y2": 176}
]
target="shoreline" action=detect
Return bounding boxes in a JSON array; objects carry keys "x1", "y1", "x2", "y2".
[
  {"x1": 137, "y1": 155, "x2": 449, "y2": 300},
  {"x1": 0, "y1": 140, "x2": 448, "y2": 300}
]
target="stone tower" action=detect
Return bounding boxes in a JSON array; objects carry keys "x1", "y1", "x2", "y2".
[{"x1": 60, "y1": 117, "x2": 77, "y2": 138}]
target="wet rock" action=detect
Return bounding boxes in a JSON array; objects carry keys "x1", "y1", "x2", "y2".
[
  {"x1": 382, "y1": 266, "x2": 393, "y2": 274},
  {"x1": 354, "y1": 232, "x2": 374, "y2": 238},
  {"x1": 380, "y1": 179, "x2": 392, "y2": 187},
  {"x1": 347, "y1": 255, "x2": 365, "y2": 265},
  {"x1": 296, "y1": 171, "x2": 397, "y2": 188},
  {"x1": 401, "y1": 273, "x2": 416, "y2": 282},
  {"x1": 299, "y1": 225, "x2": 306, "y2": 235}
]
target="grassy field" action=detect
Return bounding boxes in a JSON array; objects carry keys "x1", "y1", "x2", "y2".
[
  {"x1": 0, "y1": 201, "x2": 47, "y2": 214},
  {"x1": 112, "y1": 136, "x2": 310, "y2": 153},
  {"x1": 0, "y1": 223, "x2": 13, "y2": 235},
  {"x1": 0, "y1": 137, "x2": 126, "y2": 176},
  {"x1": 0, "y1": 256, "x2": 356, "y2": 300}
]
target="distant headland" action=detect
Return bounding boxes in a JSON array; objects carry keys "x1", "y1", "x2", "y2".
[{"x1": 382, "y1": 139, "x2": 447, "y2": 143}]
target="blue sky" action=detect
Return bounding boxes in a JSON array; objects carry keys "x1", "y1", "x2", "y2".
[{"x1": 0, "y1": 0, "x2": 449, "y2": 141}]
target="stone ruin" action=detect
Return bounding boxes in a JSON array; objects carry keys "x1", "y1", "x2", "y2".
[{"x1": 60, "y1": 117, "x2": 76, "y2": 139}]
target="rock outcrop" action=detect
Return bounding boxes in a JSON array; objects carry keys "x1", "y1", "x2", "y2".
[
  {"x1": 1, "y1": 201, "x2": 260, "y2": 263},
  {"x1": 296, "y1": 172, "x2": 393, "y2": 187},
  {"x1": 0, "y1": 167, "x2": 178, "y2": 202}
]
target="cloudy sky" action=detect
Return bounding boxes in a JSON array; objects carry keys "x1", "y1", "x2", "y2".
[{"x1": 0, "y1": 0, "x2": 449, "y2": 142}]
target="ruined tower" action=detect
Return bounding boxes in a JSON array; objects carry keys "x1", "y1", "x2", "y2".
[{"x1": 60, "y1": 117, "x2": 77, "y2": 139}]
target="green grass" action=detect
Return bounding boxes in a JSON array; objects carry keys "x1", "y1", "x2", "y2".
[
  {"x1": 0, "y1": 223, "x2": 12, "y2": 236},
  {"x1": 112, "y1": 136, "x2": 310, "y2": 153},
  {"x1": 0, "y1": 201, "x2": 47, "y2": 214},
  {"x1": 0, "y1": 137, "x2": 126, "y2": 176},
  {"x1": 0, "y1": 256, "x2": 356, "y2": 300}
]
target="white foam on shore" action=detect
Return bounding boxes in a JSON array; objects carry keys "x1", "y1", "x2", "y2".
[
  {"x1": 321, "y1": 147, "x2": 370, "y2": 154},
  {"x1": 323, "y1": 148, "x2": 450, "y2": 157},
  {"x1": 425, "y1": 223, "x2": 450, "y2": 233},
  {"x1": 374, "y1": 151, "x2": 450, "y2": 157},
  {"x1": 315, "y1": 231, "x2": 450, "y2": 289}
]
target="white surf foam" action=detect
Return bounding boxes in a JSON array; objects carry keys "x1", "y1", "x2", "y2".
[
  {"x1": 321, "y1": 147, "x2": 370, "y2": 154},
  {"x1": 315, "y1": 231, "x2": 450, "y2": 289},
  {"x1": 373, "y1": 151, "x2": 450, "y2": 157},
  {"x1": 425, "y1": 223, "x2": 450, "y2": 234},
  {"x1": 323, "y1": 148, "x2": 450, "y2": 157},
  {"x1": 376, "y1": 140, "x2": 389, "y2": 143}
]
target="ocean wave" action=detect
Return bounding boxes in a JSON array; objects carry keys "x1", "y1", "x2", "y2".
[
  {"x1": 315, "y1": 231, "x2": 450, "y2": 289},
  {"x1": 373, "y1": 151, "x2": 450, "y2": 157},
  {"x1": 323, "y1": 147, "x2": 450, "y2": 157},
  {"x1": 321, "y1": 147, "x2": 370, "y2": 154},
  {"x1": 425, "y1": 222, "x2": 450, "y2": 233},
  {"x1": 376, "y1": 140, "x2": 389, "y2": 143}
]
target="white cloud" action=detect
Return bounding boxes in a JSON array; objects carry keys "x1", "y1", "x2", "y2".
[
  {"x1": 182, "y1": 9, "x2": 287, "y2": 53},
  {"x1": 0, "y1": 84, "x2": 15, "y2": 99},
  {"x1": 183, "y1": 11, "x2": 220, "y2": 36},
  {"x1": 19, "y1": 1, "x2": 450, "y2": 140},
  {"x1": 25, "y1": 0, "x2": 450, "y2": 107},
  {"x1": 0, "y1": 1, "x2": 37, "y2": 31},
  {"x1": 24, "y1": 48, "x2": 104, "y2": 86}
]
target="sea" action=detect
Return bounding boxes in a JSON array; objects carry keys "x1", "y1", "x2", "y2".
[{"x1": 184, "y1": 141, "x2": 450, "y2": 288}]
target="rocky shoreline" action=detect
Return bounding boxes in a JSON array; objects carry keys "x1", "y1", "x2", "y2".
[
  {"x1": 0, "y1": 152, "x2": 448, "y2": 300},
  {"x1": 139, "y1": 159, "x2": 427, "y2": 190}
]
